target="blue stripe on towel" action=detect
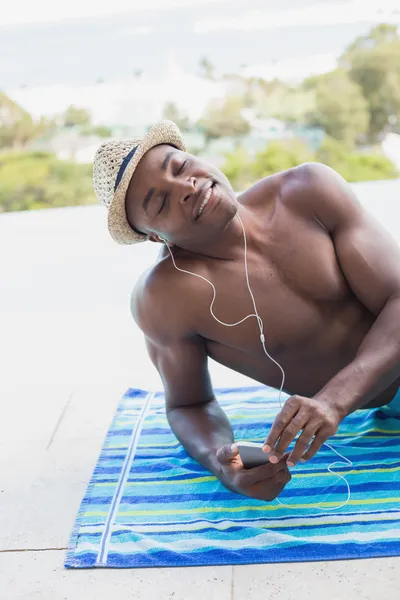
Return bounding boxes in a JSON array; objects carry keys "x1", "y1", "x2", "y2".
[{"x1": 66, "y1": 385, "x2": 400, "y2": 568}]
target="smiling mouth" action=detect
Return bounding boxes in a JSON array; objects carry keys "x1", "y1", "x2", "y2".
[{"x1": 196, "y1": 183, "x2": 214, "y2": 219}]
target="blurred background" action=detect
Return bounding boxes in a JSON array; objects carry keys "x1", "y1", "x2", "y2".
[
  {"x1": 1, "y1": 0, "x2": 400, "y2": 210},
  {"x1": 1, "y1": 0, "x2": 400, "y2": 390}
]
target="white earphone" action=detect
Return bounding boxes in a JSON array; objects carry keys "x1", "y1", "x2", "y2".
[{"x1": 161, "y1": 215, "x2": 352, "y2": 511}]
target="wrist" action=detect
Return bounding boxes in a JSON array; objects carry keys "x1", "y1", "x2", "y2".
[
  {"x1": 203, "y1": 447, "x2": 225, "y2": 478},
  {"x1": 315, "y1": 359, "x2": 376, "y2": 417},
  {"x1": 314, "y1": 391, "x2": 350, "y2": 421}
]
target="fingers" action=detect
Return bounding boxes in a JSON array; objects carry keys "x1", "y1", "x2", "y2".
[
  {"x1": 216, "y1": 443, "x2": 239, "y2": 464},
  {"x1": 301, "y1": 432, "x2": 328, "y2": 462},
  {"x1": 252, "y1": 468, "x2": 292, "y2": 502},
  {"x1": 275, "y1": 468, "x2": 292, "y2": 485},
  {"x1": 287, "y1": 424, "x2": 318, "y2": 466},
  {"x1": 239, "y1": 456, "x2": 287, "y2": 486},
  {"x1": 217, "y1": 448, "x2": 292, "y2": 501},
  {"x1": 268, "y1": 413, "x2": 308, "y2": 463},
  {"x1": 263, "y1": 398, "x2": 299, "y2": 454},
  {"x1": 238, "y1": 464, "x2": 289, "y2": 490}
]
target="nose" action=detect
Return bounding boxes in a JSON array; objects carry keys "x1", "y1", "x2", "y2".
[{"x1": 178, "y1": 176, "x2": 197, "y2": 204}]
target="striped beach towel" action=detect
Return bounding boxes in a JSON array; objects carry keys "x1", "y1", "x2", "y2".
[{"x1": 66, "y1": 386, "x2": 400, "y2": 568}]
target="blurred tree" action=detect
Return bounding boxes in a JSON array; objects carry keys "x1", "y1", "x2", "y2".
[
  {"x1": 0, "y1": 152, "x2": 96, "y2": 212},
  {"x1": 222, "y1": 146, "x2": 255, "y2": 191},
  {"x1": 339, "y1": 24, "x2": 400, "y2": 140},
  {"x1": 0, "y1": 92, "x2": 37, "y2": 149},
  {"x1": 222, "y1": 139, "x2": 314, "y2": 190},
  {"x1": 36, "y1": 115, "x2": 58, "y2": 136},
  {"x1": 81, "y1": 125, "x2": 112, "y2": 138},
  {"x1": 199, "y1": 96, "x2": 250, "y2": 143},
  {"x1": 246, "y1": 78, "x2": 315, "y2": 123},
  {"x1": 305, "y1": 69, "x2": 369, "y2": 147},
  {"x1": 198, "y1": 57, "x2": 216, "y2": 80},
  {"x1": 341, "y1": 24, "x2": 399, "y2": 62},
  {"x1": 269, "y1": 87, "x2": 315, "y2": 124},
  {"x1": 162, "y1": 102, "x2": 190, "y2": 131},
  {"x1": 63, "y1": 105, "x2": 91, "y2": 127},
  {"x1": 316, "y1": 136, "x2": 398, "y2": 182},
  {"x1": 316, "y1": 136, "x2": 348, "y2": 170},
  {"x1": 251, "y1": 139, "x2": 315, "y2": 179},
  {"x1": 222, "y1": 137, "x2": 398, "y2": 191}
]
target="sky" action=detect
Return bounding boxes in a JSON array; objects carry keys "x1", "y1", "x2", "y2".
[
  {"x1": 196, "y1": 1, "x2": 400, "y2": 32},
  {"x1": 2, "y1": 0, "x2": 400, "y2": 27},
  {"x1": 0, "y1": 0, "x2": 400, "y2": 30},
  {"x1": 1, "y1": 0, "x2": 230, "y2": 26},
  {"x1": 3, "y1": 0, "x2": 399, "y2": 125}
]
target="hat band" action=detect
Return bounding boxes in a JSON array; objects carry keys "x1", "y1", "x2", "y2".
[{"x1": 114, "y1": 145, "x2": 138, "y2": 192}]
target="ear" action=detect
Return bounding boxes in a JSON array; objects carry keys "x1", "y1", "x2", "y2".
[
  {"x1": 147, "y1": 233, "x2": 174, "y2": 247},
  {"x1": 147, "y1": 233, "x2": 160, "y2": 243}
]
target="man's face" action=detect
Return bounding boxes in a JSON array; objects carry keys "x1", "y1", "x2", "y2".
[{"x1": 125, "y1": 144, "x2": 238, "y2": 247}]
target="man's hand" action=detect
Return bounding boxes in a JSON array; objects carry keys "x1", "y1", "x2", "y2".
[
  {"x1": 216, "y1": 443, "x2": 291, "y2": 502},
  {"x1": 263, "y1": 395, "x2": 342, "y2": 467}
]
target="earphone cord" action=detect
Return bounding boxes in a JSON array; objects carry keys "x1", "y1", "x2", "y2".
[{"x1": 164, "y1": 213, "x2": 352, "y2": 511}]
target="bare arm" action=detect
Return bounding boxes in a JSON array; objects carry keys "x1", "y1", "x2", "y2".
[
  {"x1": 146, "y1": 335, "x2": 235, "y2": 476},
  {"x1": 131, "y1": 267, "x2": 291, "y2": 499},
  {"x1": 299, "y1": 163, "x2": 400, "y2": 413},
  {"x1": 264, "y1": 163, "x2": 400, "y2": 466},
  {"x1": 131, "y1": 271, "x2": 234, "y2": 477}
]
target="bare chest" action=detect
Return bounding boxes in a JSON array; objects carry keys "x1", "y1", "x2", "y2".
[
  {"x1": 195, "y1": 221, "x2": 346, "y2": 338},
  {"x1": 185, "y1": 216, "x2": 370, "y2": 390}
]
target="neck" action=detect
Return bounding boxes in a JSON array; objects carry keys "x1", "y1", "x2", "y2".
[{"x1": 176, "y1": 205, "x2": 259, "y2": 262}]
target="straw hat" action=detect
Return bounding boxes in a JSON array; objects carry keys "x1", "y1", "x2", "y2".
[{"x1": 93, "y1": 120, "x2": 186, "y2": 244}]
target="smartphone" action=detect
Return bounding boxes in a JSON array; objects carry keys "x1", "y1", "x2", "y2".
[{"x1": 237, "y1": 441, "x2": 271, "y2": 469}]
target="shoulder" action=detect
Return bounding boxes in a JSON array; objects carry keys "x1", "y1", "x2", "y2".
[
  {"x1": 238, "y1": 169, "x2": 284, "y2": 209},
  {"x1": 280, "y1": 162, "x2": 363, "y2": 231},
  {"x1": 282, "y1": 162, "x2": 347, "y2": 192},
  {"x1": 239, "y1": 162, "x2": 353, "y2": 222},
  {"x1": 130, "y1": 251, "x2": 204, "y2": 344},
  {"x1": 130, "y1": 257, "x2": 180, "y2": 340}
]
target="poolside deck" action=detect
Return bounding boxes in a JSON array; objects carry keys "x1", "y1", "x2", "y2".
[{"x1": 1, "y1": 179, "x2": 399, "y2": 599}]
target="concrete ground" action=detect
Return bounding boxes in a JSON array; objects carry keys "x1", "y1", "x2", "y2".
[{"x1": 1, "y1": 179, "x2": 400, "y2": 599}]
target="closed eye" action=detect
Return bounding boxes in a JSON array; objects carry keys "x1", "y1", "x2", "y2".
[
  {"x1": 158, "y1": 194, "x2": 168, "y2": 215},
  {"x1": 176, "y1": 160, "x2": 187, "y2": 176}
]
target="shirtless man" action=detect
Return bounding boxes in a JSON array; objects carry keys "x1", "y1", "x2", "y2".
[{"x1": 94, "y1": 121, "x2": 400, "y2": 502}]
